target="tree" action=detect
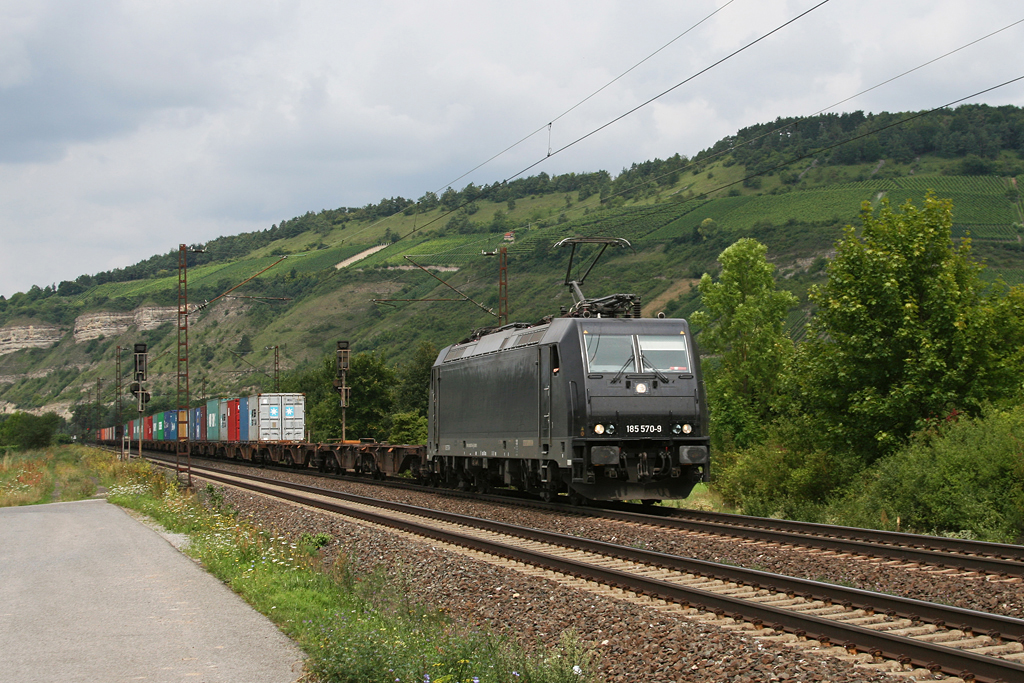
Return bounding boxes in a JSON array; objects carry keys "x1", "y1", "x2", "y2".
[
  {"x1": 394, "y1": 341, "x2": 438, "y2": 418},
  {"x1": 691, "y1": 239, "x2": 796, "y2": 448},
  {"x1": 345, "y1": 351, "x2": 396, "y2": 441},
  {"x1": 698, "y1": 218, "x2": 719, "y2": 241},
  {"x1": 786, "y1": 194, "x2": 1010, "y2": 464},
  {"x1": 1, "y1": 412, "x2": 61, "y2": 450},
  {"x1": 389, "y1": 411, "x2": 428, "y2": 445},
  {"x1": 236, "y1": 334, "x2": 253, "y2": 354}
]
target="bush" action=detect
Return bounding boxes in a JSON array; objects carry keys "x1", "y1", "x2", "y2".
[
  {"x1": 712, "y1": 439, "x2": 862, "y2": 521},
  {"x1": 388, "y1": 411, "x2": 427, "y2": 445},
  {"x1": 830, "y1": 405, "x2": 1024, "y2": 542},
  {"x1": 0, "y1": 412, "x2": 61, "y2": 450}
]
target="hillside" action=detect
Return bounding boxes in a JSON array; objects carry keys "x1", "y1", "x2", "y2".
[{"x1": 1, "y1": 104, "x2": 1022, "y2": 423}]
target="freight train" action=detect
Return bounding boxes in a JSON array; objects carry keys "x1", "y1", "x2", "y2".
[{"x1": 101, "y1": 237, "x2": 710, "y2": 502}]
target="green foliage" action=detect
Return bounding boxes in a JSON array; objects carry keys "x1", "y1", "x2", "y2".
[
  {"x1": 388, "y1": 411, "x2": 427, "y2": 445},
  {"x1": 713, "y1": 439, "x2": 862, "y2": 519},
  {"x1": 786, "y1": 194, "x2": 1022, "y2": 464},
  {"x1": 691, "y1": 239, "x2": 796, "y2": 448},
  {"x1": 345, "y1": 352, "x2": 396, "y2": 441},
  {"x1": 236, "y1": 334, "x2": 253, "y2": 354},
  {"x1": 0, "y1": 412, "x2": 61, "y2": 450},
  {"x1": 299, "y1": 531, "x2": 333, "y2": 549},
  {"x1": 291, "y1": 352, "x2": 396, "y2": 442},
  {"x1": 831, "y1": 406, "x2": 1024, "y2": 542},
  {"x1": 394, "y1": 340, "x2": 437, "y2": 418}
]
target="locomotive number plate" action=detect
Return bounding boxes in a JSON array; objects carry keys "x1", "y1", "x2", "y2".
[{"x1": 625, "y1": 424, "x2": 662, "y2": 434}]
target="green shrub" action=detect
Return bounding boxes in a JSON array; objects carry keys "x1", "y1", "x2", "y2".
[
  {"x1": 712, "y1": 440, "x2": 861, "y2": 521},
  {"x1": 830, "y1": 405, "x2": 1024, "y2": 542}
]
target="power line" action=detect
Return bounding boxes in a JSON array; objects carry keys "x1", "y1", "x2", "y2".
[
  {"x1": 309, "y1": 8, "x2": 1020, "y2": 276},
  {"x1": 434, "y1": 0, "x2": 740, "y2": 194},
  {"x1": 318, "y1": 1, "x2": 746, "y2": 250},
  {"x1": 359, "y1": 0, "x2": 832, "y2": 249},
  {"x1": 564, "y1": 17, "x2": 1024, "y2": 215},
  {"x1": 504, "y1": 0, "x2": 833, "y2": 181},
  {"x1": 696, "y1": 75, "x2": 1024, "y2": 197}
]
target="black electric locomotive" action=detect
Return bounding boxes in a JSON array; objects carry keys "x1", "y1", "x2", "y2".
[{"x1": 427, "y1": 238, "x2": 710, "y2": 502}]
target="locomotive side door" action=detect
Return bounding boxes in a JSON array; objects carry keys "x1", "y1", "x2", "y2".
[
  {"x1": 430, "y1": 366, "x2": 440, "y2": 455},
  {"x1": 539, "y1": 346, "x2": 552, "y2": 454}
]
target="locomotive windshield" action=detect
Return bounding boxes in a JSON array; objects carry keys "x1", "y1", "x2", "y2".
[
  {"x1": 584, "y1": 331, "x2": 691, "y2": 374},
  {"x1": 584, "y1": 334, "x2": 635, "y2": 373},
  {"x1": 638, "y1": 334, "x2": 690, "y2": 373}
]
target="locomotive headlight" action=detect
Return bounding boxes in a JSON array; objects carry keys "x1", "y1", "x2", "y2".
[
  {"x1": 635, "y1": 382, "x2": 648, "y2": 394},
  {"x1": 671, "y1": 423, "x2": 682, "y2": 435},
  {"x1": 682, "y1": 423, "x2": 693, "y2": 434},
  {"x1": 593, "y1": 424, "x2": 605, "y2": 435},
  {"x1": 606, "y1": 424, "x2": 616, "y2": 435}
]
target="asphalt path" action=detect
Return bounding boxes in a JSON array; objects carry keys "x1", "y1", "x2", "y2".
[{"x1": 0, "y1": 498, "x2": 304, "y2": 683}]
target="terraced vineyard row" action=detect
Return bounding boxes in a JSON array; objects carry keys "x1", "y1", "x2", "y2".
[
  {"x1": 893, "y1": 174, "x2": 1008, "y2": 194},
  {"x1": 885, "y1": 191, "x2": 1017, "y2": 226}
]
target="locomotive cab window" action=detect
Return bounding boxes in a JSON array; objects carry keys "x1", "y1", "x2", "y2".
[
  {"x1": 637, "y1": 334, "x2": 690, "y2": 373},
  {"x1": 584, "y1": 333, "x2": 635, "y2": 373}
]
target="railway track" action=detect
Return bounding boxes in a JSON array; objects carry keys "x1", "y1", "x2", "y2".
[
  {"x1": 138, "y1": 448, "x2": 1024, "y2": 579},
  {"x1": 157, "y1": 458, "x2": 1024, "y2": 682}
]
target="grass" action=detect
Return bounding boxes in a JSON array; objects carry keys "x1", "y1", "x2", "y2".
[
  {"x1": 655, "y1": 483, "x2": 736, "y2": 512},
  {"x1": 99, "y1": 453, "x2": 596, "y2": 683},
  {"x1": 0, "y1": 445, "x2": 108, "y2": 506},
  {"x1": 2, "y1": 446, "x2": 598, "y2": 681}
]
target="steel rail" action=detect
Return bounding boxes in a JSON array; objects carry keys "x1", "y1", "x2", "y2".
[
  {"x1": 181, "y1": 464, "x2": 1024, "y2": 683},
  {"x1": 611, "y1": 503, "x2": 1024, "y2": 563},
  {"x1": 142, "y1": 449, "x2": 1024, "y2": 576}
]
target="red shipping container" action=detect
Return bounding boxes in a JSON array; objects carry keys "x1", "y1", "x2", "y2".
[
  {"x1": 144, "y1": 415, "x2": 154, "y2": 441},
  {"x1": 199, "y1": 405, "x2": 208, "y2": 441},
  {"x1": 227, "y1": 399, "x2": 240, "y2": 441}
]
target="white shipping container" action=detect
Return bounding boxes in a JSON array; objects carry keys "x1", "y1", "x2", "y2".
[{"x1": 255, "y1": 393, "x2": 305, "y2": 442}]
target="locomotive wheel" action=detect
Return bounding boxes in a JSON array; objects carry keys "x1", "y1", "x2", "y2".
[{"x1": 568, "y1": 489, "x2": 588, "y2": 507}]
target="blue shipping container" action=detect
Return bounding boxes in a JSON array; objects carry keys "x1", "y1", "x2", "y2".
[{"x1": 239, "y1": 397, "x2": 250, "y2": 441}]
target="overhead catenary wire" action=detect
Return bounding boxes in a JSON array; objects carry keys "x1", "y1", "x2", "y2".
[
  {"x1": 548, "y1": 16, "x2": 1024, "y2": 220},
  {"x1": 433, "y1": 0, "x2": 740, "y2": 194},
  {"x1": 644, "y1": 75, "x2": 1024, "y2": 205},
  {"x1": 330, "y1": 0, "x2": 742, "y2": 250},
  {"x1": 504, "y1": 0, "x2": 833, "y2": 182},
  {"x1": 300, "y1": 8, "x2": 1020, "y2": 294}
]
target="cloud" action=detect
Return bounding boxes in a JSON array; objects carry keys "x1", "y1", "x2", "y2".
[{"x1": 1, "y1": 0, "x2": 1023, "y2": 296}]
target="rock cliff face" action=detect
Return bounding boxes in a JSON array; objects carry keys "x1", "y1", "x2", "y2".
[
  {"x1": 73, "y1": 306, "x2": 178, "y2": 342},
  {"x1": 0, "y1": 324, "x2": 64, "y2": 356},
  {"x1": 0, "y1": 306, "x2": 179, "y2": 356}
]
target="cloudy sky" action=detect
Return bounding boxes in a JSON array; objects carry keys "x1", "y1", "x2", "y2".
[{"x1": 1, "y1": 0, "x2": 1022, "y2": 297}]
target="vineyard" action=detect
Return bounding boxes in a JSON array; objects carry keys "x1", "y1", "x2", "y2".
[
  {"x1": 985, "y1": 268, "x2": 1024, "y2": 286},
  {"x1": 60, "y1": 175, "x2": 1022, "y2": 308},
  {"x1": 884, "y1": 191, "x2": 1016, "y2": 227},
  {"x1": 893, "y1": 175, "x2": 1008, "y2": 194}
]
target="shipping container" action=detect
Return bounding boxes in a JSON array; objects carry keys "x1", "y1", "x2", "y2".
[
  {"x1": 238, "y1": 397, "x2": 250, "y2": 441},
  {"x1": 144, "y1": 415, "x2": 154, "y2": 441},
  {"x1": 227, "y1": 399, "x2": 240, "y2": 441},
  {"x1": 191, "y1": 405, "x2": 206, "y2": 441},
  {"x1": 218, "y1": 398, "x2": 229, "y2": 442},
  {"x1": 165, "y1": 410, "x2": 177, "y2": 441},
  {"x1": 154, "y1": 413, "x2": 164, "y2": 441},
  {"x1": 206, "y1": 399, "x2": 221, "y2": 441},
  {"x1": 254, "y1": 393, "x2": 305, "y2": 441}
]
